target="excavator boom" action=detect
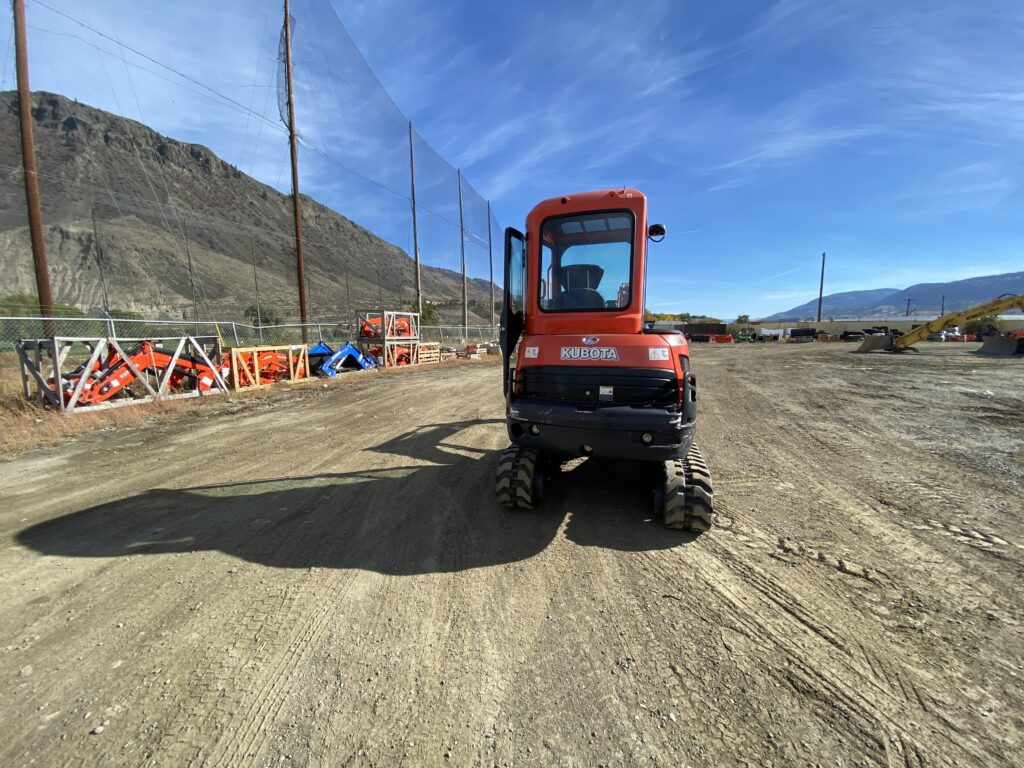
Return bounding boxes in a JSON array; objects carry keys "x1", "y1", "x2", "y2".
[{"x1": 857, "y1": 294, "x2": 1024, "y2": 353}]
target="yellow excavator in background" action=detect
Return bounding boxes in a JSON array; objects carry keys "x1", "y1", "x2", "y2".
[{"x1": 857, "y1": 294, "x2": 1024, "y2": 354}]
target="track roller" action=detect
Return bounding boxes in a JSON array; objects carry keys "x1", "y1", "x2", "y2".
[
  {"x1": 495, "y1": 446, "x2": 544, "y2": 509},
  {"x1": 660, "y1": 444, "x2": 715, "y2": 532}
]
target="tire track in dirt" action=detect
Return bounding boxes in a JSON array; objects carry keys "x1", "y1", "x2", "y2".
[
  {"x1": 686, "y1": 542, "x2": 983, "y2": 766},
  {"x1": 691, "y1": 345, "x2": 1021, "y2": 766},
  {"x1": 3, "y1": 350, "x2": 1022, "y2": 766}
]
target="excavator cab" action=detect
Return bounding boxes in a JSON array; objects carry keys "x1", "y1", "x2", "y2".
[{"x1": 496, "y1": 189, "x2": 714, "y2": 532}]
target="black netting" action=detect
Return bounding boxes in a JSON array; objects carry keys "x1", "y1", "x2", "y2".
[{"x1": 2, "y1": 0, "x2": 498, "y2": 331}]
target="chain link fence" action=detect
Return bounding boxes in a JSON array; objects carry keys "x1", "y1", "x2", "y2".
[{"x1": 0, "y1": 314, "x2": 498, "y2": 352}]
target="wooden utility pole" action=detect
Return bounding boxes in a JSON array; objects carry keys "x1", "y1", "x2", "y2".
[
  {"x1": 408, "y1": 121, "x2": 422, "y2": 316},
  {"x1": 13, "y1": 0, "x2": 55, "y2": 336},
  {"x1": 940, "y1": 294, "x2": 945, "y2": 316},
  {"x1": 905, "y1": 298, "x2": 913, "y2": 316},
  {"x1": 457, "y1": 168, "x2": 467, "y2": 335},
  {"x1": 283, "y1": 0, "x2": 309, "y2": 343},
  {"x1": 816, "y1": 251, "x2": 826, "y2": 323}
]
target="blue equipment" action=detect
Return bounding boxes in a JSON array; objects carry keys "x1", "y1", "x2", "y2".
[
  {"x1": 314, "y1": 341, "x2": 376, "y2": 377},
  {"x1": 307, "y1": 340, "x2": 333, "y2": 373}
]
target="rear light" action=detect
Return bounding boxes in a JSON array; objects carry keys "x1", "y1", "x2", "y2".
[{"x1": 677, "y1": 354, "x2": 690, "y2": 401}]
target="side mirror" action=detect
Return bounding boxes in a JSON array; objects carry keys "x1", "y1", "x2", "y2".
[{"x1": 648, "y1": 223, "x2": 666, "y2": 241}]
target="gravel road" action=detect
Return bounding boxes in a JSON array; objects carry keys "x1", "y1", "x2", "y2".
[{"x1": 1, "y1": 344, "x2": 1021, "y2": 767}]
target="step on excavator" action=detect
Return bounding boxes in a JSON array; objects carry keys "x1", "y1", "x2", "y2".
[
  {"x1": 856, "y1": 294, "x2": 1024, "y2": 354},
  {"x1": 495, "y1": 189, "x2": 714, "y2": 532}
]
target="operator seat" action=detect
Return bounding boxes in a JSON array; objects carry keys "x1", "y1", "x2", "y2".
[{"x1": 556, "y1": 264, "x2": 606, "y2": 310}]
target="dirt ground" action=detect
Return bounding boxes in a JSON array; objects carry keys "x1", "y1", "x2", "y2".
[{"x1": 1, "y1": 343, "x2": 1021, "y2": 767}]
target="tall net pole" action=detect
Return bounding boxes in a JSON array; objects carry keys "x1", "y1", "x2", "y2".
[
  {"x1": 458, "y1": 168, "x2": 467, "y2": 335},
  {"x1": 816, "y1": 251, "x2": 826, "y2": 323},
  {"x1": 408, "y1": 121, "x2": 422, "y2": 316},
  {"x1": 487, "y1": 200, "x2": 494, "y2": 329},
  {"x1": 250, "y1": 239, "x2": 264, "y2": 343},
  {"x1": 283, "y1": 0, "x2": 309, "y2": 343},
  {"x1": 184, "y1": 219, "x2": 199, "y2": 323},
  {"x1": 13, "y1": 0, "x2": 55, "y2": 336},
  {"x1": 91, "y1": 207, "x2": 110, "y2": 316}
]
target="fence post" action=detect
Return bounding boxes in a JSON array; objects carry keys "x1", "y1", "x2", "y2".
[{"x1": 231, "y1": 323, "x2": 240, "y2": 346}]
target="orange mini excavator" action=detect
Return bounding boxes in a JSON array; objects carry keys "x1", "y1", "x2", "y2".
[{"x1": 495, "y1": 189, "x2": 714, "y2": 532}]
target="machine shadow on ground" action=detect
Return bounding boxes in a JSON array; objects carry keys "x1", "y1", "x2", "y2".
[{"x1": 17, "y1": 420, "x2": 694, "y2": 574}]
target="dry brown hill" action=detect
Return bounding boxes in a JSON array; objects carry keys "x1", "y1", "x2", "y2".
[{"x1": 0, "y1": 91, "x2": 495, "y2": 324}]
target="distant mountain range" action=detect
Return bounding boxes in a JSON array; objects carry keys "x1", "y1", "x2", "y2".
[
  {"x1": 0, "y1": 91, "x2": 494, "y2": 322},
  {"x1": 763, "y1": 271, "x2": 1024, "y2": 321}
]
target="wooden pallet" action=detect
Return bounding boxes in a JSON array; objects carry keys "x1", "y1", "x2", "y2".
[{"x1": 418, "y1": 343, "x2": 441, "y2": 364}]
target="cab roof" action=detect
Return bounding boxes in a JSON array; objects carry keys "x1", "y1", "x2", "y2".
[{"x1": 528, "y1": 188, "x2": 647, "y2": 220}]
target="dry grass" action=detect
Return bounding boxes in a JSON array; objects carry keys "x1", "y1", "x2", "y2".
[{"x1": 0, "y1": 352, "x2": 498, "y2": 461}]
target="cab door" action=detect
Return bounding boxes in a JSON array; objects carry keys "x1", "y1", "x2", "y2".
[{"x1": 500, "y1": 227, "x2": 526, "y2": 396}]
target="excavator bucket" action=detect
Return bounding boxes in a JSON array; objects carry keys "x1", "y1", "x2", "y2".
[
  {"x1": 978, "y1": 336, "x2": 1024, "y2": 356},
  {"x1": 856, "y1": 335, "x2": 895, "y2": 353}
]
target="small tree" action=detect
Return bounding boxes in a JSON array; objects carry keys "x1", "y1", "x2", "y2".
[
  {"x1": 421, "y1": 303, "x2": 440, "y2": 325},
  {"x1": 0, "y1": 293, "x2": 85, "y2": 317},
  {"x1": 244, "y1": 304, "x2": 282, "y2": 326},
  {"x1": 109, "y1": 308, "x2": 144, "y2": 320},
  {"x1": 402, "y1": 300, "x2": 440, "y2": 326},
  {"x1": 736, "y1": 314, "x2": 750, "y2": 325},
  {"x1": 964, "y1": 314, "x2": 1000, "y2": 335}
]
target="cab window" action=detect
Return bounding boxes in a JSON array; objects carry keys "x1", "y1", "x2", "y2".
[{"x1": 538, "y1": 211, "x2": 634, "y2": 312}]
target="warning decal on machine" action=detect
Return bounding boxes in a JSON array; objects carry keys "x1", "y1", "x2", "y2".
[{"x1": 560, "y1": 347, "x2": 619, "y2": 361}]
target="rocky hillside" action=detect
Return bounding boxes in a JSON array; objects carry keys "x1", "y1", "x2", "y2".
[
  {"x1": 765, "y1": 272, "x2": 1024, "y2": 320},
  {"x1": 0, "y1": 91, "x2": 495, "y2": 323}
]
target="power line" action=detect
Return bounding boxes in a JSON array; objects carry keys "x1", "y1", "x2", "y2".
[
  {"x1": 32, "y1": 0, "x2": 283, "y2": 133},
  {"x1": 30, "y1": 0, "x2": 496, "y2": 241},
  {"x1": 238, "y1": 1, "x2": 275, "y2": 177},
  {"x1": 26, "y1": 22, "x2": 286, "y2": 135},
  {"x1": 1, "y1": 13, "x2": 14, "y2": 89}
]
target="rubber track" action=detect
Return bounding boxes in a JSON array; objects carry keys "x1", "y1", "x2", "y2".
[
  {"x1": 495, "y1": 446, "x2": 538, "y2": 509},
  {"x1": 663, "y1": 443, "x2": 715, "y2": 532}
]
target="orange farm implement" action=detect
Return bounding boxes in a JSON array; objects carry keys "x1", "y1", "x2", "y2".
[
  {"x1": 227, "y1": 344, "x2": 311, "y2": 390},
  {"x1": 356, "y1": 309, "x2": 422, "y2": 367},
  {"x1": 16, "y1": 335, "x2": 228, "y2": 414}
]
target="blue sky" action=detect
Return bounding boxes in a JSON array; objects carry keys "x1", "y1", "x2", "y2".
[{"x1": 4, "y1": 0, "x2": 1023, "y2": 318}]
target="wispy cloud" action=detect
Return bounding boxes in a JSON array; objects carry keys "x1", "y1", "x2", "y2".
[{"x1": 888, "y1": 162, "x2": 1018, "y2": 215}]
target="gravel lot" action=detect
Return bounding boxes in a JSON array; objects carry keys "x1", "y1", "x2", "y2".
[{"x1": 1, "y1": 343, "x2": 1021, "y2": 766}]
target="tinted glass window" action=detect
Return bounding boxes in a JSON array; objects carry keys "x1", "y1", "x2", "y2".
[
  {"x1": 539, "y1": 212, "x2": 634, "y2": 311},
  {"x1": 506, "y1": 231, "x2": 525, "y2": 313}
]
